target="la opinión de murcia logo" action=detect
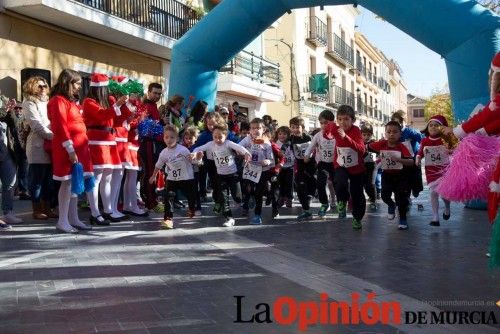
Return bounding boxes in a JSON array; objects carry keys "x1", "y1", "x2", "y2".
[{"x1": 234, "y1": 293, "x2": 498, "y2": 331}]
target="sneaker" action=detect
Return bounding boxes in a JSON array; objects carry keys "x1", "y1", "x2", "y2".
[
  {"x1": 429, "y1": 221, "x2": 440, "y2": 226},
  {"x1": 387, "y1": 205, "x2": 396, "y2": 221},
  {"x1": 272, "y1": 208, "x2": 279, "y2": 218},
  {"x1": 223, "y1": 217, "x2": 235, "y2": 227},
  {"x1": 417, "y1": 204, "x2": 424, "y2": 211},
  {"x1": 352, "y1": 218, "x2": 362, "y2": 230},
  {"x1": 195, "y1": 210, "x2": 202, "y2": 216},
  {"x1": 248, "y1": 196, "x2": 256, "y2": 210},
  {"x1": 213, "y1": 203, "x2": 222, "y2": 215},
  {"x1": 250, "y1": 215, "x2": 262, "y2": 225},
  {"x1": 297, "y1": 211, "x2": 312, "y2": 220},
  {"x1": 173, "y1": 200, "x2": 185, "y2": 209},
  {"x1": 187, "y1": 210, "x2": 195, "y2": 218},
  {"x1": 318, "y1": 204, "x2": 329, "y2": 218},
  {"x1": 442, "y1": 211, "x2": 450, "y2": 221},
  {"x1": 369, "y1": 202, "x2": 377, "y2": 211},
  {"x1": 153, "y1": 203, "x2": 164, "y2": 213},
  {"x1": 0, "y1": 221, "x2": 12, "y2": 230},
  {"x1": 161, "y1": 218, "x2": 174, "y2": 229},
  {"x1": 337, "y1": 202, "x2": 347, "y2": 219},
  {"x1": 285, "y1": 199, "x2": 292, "y2": 208},
  {"x1": 398, "y1": 220, "x2": 408, "y2": 230},
  {"x1": 2, "y1": 212, "x2": 23, "y2": 224}
]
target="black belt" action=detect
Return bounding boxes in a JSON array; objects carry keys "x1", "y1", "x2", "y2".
[{"x1": 87, "y1": 126, "x2": 114, "y2": 133}]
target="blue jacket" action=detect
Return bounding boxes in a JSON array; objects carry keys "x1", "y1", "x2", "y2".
[{"x1": 400, "y1": 126, "x2": 424, "y2": 155}]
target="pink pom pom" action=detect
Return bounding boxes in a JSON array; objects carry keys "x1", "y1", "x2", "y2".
[{"x1": 436, "y1": 134, "x2": 500, "y2": 201}]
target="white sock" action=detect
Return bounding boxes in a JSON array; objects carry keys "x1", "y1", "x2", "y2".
[
  {"x1": 124, "y1": 170, "x2": 143, "y2": 212},
  {"x1": 69, "y1": 195, "x2": 86, "y2": 227},
  {"x1": 56, "y1": 180, "x2": 73, "y2": 230},
  {"x1": 431, "y1": 190, "x2": 439, "y2": 222},
  {"x1": 99, "y1": 169, "x2": 113, "y2": 215},
  {"x1": 87, "y1": 169, "x2": 103, "y2": 218},
  {"x1": 110, "y1": 168, "x2": 124, "y2": 216}
]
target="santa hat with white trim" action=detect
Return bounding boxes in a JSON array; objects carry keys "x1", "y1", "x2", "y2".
[
  {"x1": 110, "y1": 75, "x2": 129, "y2": 85},
  {"x1": 90, "y1": 73, "x2": 109, "y2": 87},
  {"x1": 427, "y1": 114, "x2": 448, "y2": 127},
  {"x1": 490, "y1": 52, "x2": 500, "y2": 101}
]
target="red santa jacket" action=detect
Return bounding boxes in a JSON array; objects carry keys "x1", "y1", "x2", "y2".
[
  {"x1": 83, "y1": 96, "x2": 120, "y2": 144},
  {"x1": 454, "y1": 94, "x2": 500, "y2": 138},
  {"x1": 324, "y1": 121, "x2": 365, "y2": 175},
  {"x1": 113, "y1": 102, "x2": 134, "y2": 142}
]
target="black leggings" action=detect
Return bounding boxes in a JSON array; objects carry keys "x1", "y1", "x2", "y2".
[
  {"x1": 381, "y1": 172, "x2": 410, "y2": 221},
  {"x1": 278, "y1": 167, "x2": 293, "y2": 200},
  {"x1": 242, "y1": 171, "x2": 271, "y2": 215},
  {"x1": 205, "y1": 159, "x2": 223, "y2": 205},
  {"x1": 219, "y1": 173, "x2": 242, "y2": 218},
  {"x1": 163, "y1": 179, "x2": 196, "y2": 219},
  {"x1": 295, "y1": 169, "x2": 316, "y2": 211},
  {"x1": 334, "y1": 168, "x2": 365, "y2": 221},
  {"x1": 363, "y1": 162, "x2": 376, "y2": 203},
  {"x1": 317, "y1": 162, "x2": 335, "y2": 205}
]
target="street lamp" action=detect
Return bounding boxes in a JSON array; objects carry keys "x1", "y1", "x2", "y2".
[{"x1": 356, "y1": 87, "x2": 361, "y2": 114}]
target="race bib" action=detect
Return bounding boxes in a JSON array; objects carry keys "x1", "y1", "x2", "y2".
[
  {"x1": 424, "y1": 145, "x2": 449, "y2": 166},
  {"x1": 380, "y1": 150, "x2": 403, "y2": 170},
  {"x1": 165, "y1": 159, "x2": 185, "y2": 180},
  {"x1": 242, "y1": 163, "x2": 262, "y2": 183},
  {"x1": 336, "y1": 147, "x2": 358, "y2": 168},
  {"x1": 293, "y1": 142, "x2": 310, "y2": 159},
  {"x1": 213, "y1": 148, "x2": 234, "y2": 169},
  {"x1": 283, "y1": 147, "x2": 294, "y2": 168},
  {"x1": 319, "y1": 139, "x2": 335, "y2": 162}
]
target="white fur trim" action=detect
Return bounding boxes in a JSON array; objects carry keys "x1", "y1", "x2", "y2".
[
  {"x1": 124, "y1": 165, "x2": 141, "y2": 170},
  {"x1": 475, "y1": 128, "x2": 488, "y2": 136},
  {"x1": 53, "y1": 174, "x2": 71, "y2": 181},
  {"x1": 113, "y1": 104, "x2": 121, "y2": 116},
  {"x1": 62, "y1": 140, "x2": 74, "y2": 148},
  {"x1": 88, "y1": 140, "x2": 117, "y2": 145},
  {"x1": 92, "y1": 164, "x2": 123, "y2": 169},
  {"x1": 453, "y1": 125, "x2": 467, "y2": 139},
  {"x1": 126, "y1": 102, "x2": 136, "y2": 112},
  {"x1": 90, "y1": 81, "x2": 109, "y2": 87},
  {"x1": 119, "y1": 78, "x2": 129, "y2": 84},
  {"x1": 490, "y1": 181, "x2": 500, "y2": 193},
  {"x1": 115, "y1": 137, "x2": 128, "y2": 142},
  {"x1": 65, "y1": 145, "x2": 75, "y2": 154},
  {"x1": 492, "y1": 64, "x2": 500, "y2": 73},
  {"x1": 128, "y1": 145, "x2": 139, "y2": 151},
  {"x1": 488, "y1": 101, "x2": 496, "y2": 110},
  {"x1": 83, "y1": 172, "x2": 94, "y2": 177}
]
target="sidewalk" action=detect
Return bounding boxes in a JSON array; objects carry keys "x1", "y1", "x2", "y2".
[{"x1": 0, "y1": 189, "x2": 498, "y2": 333}]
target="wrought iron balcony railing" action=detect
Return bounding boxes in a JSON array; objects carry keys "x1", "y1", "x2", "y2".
[
  {"x1": 306, "y1": 16, "x2": 328, "y2": 47},
  {"x1": 329, "y1": 85, "x2": 355, "y2": 108},
  {"x1": 220, "y1": 50, "x2": 282, "y2": 88},
  {"x1": 76, "y1": 0, "x2": 201, "y2": 39}
]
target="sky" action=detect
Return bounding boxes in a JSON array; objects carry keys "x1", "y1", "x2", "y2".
[{"x1": 355, "y1": 7, "x2": 448, "y2": 98}]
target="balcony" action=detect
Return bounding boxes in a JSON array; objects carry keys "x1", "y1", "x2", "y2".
[
  {"x1": 3, "y1": 0, "x2": 201, "y2": 59},
  {"x1": 326, "y1": 34, "x2": 354, "y2": 67},
  {"x1": 367, "y1": 106, "x2": 374, "y2": 118},
  {"x1": 306, "y1": 16, "x2": 328, "y2": 47},
  {"x1": 327, "y1": 85, "x2": 354, "y2": 108},
  {"x1": 356, "y1": 57, "x2": 367, "y2": 78},
  {"x1": 218, "y1": 51, "x2": 283, "y2": 102}
]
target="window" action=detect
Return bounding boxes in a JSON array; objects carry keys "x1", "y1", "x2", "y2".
[
  {"x1": 310, "y1": 56, "x2": 316, "y2": 74},
  {"x1": 413, "y1": 108, "x2": 425, "y2": 118}
]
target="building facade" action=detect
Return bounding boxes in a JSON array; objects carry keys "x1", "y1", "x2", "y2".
[{"x1": 407, "y1": 93, "x2": 428, "y2": 129}]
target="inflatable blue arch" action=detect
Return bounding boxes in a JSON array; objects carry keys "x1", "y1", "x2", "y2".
[{"x1": 169, "y1": 0, "x2": 499, "y2": 121}]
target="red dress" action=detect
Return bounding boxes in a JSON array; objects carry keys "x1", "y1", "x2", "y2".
[
  {"x1": 82, "y1": 97, "x2": 122, "y2": 169},
  {"x1": 454, "y1": 94, "x2": 500, "y2": 222},
  {"x1": 47, "y1": 96, "x2": 93, "y2": 180},
  {"x1": 127, "y1": 101, "x2": 146, "y2": 170},
  {"x1": 416, "y1": 136, "x2": 450, "y2": 187},
  {"x1": 113, "y1": 102, "x2": 133, "y2": 169}
]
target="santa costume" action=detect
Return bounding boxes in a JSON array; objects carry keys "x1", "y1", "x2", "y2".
[
  {"x1": 451, "y1": 52, "x2": 500, "y2": 267},
  {"x1": 48, "y1": 86, "x2": 93, "y2": 233},
  {"x1": 83, "y1": 73, "x2": 124, "y2": 224}
]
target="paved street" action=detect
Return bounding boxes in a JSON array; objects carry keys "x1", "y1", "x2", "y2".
[{"x1": 0, "y1": 189, "x2": 499, "y2": 334}]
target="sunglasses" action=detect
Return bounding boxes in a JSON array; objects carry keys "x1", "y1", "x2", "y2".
[
  {"x1": 14, "y1": 107, "x2": 22, "y2": 110},
  {"x1": 38, "y1": 84, "x2": 48, "y2": 89}
]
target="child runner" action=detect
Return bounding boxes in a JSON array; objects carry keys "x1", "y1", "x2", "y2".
[
  {"x1": 369, "y1": 121, "x2": 415, "y2": 230},
  {"x1": 361, "y1": 123, "x2": 377, "y2": 211},
  {"x1": 304, "y1": 110, "x2": 336, "y2": 218},
  {"x1": 264, "y1": 129, "x2": 285, "y2": 218},
  {"x1": 323, "y1": 105, "x2": 365, "y2": 229},
  {"x1": 149, "y1": 125, "x2": 196, "y2": 229},
  {"x1": 290, "y1": 117, "x2": 316, "y2": 220},
  {"x1": 183, "y1": 126, "x2": 202, "y2": 215},
  {"x1": 416, "y1": 115, "x2": 452, "y2": 226},
  {"x1": 239, "y1": 118, "x2": 275, "y2": 225},
  {"x1": 275, "y1": 126, "x2": 294, "y2": 208},
  {"x1": 193, "y1": 124, "x2": 250, "y2": 227}
]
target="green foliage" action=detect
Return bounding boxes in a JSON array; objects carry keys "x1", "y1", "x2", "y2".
[{"x1": 424, "y1": 93, "x2": 454, "y2": 126}]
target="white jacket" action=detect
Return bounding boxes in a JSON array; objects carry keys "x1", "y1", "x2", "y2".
[{"x1": 22, "y1": 98, "x2": 52, "y2": 164}]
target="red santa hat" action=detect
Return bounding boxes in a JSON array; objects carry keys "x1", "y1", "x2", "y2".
[
  {"x1": 90, "y1": 73, "x2": 109, "y2": 87},
  {"x1": 110, "y1": 75, "x2": 129, "y2": 85},
  {"x1": 427, "y1": 115, "x2": 448, "y2": 127},
  {"x1": 490, "y1": 52, "x2": 500, "y2": 102}
]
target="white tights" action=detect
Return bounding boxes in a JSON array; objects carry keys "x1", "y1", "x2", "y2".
[
  {"x1": 430, "y1": 190, "x2": 450, "y2": 222},
  {"x1": 123, "y1": 169, "x2": 144, "y2": 213},
  {"x1": 87, "y1": 169, "x2": 112, "y2": 218},
  {"x1": 110, "y1": 168, "x2": 124, "y2": 216},
  {"x1": 57, "y1": 181, "x2": 84, "y2": 229}
]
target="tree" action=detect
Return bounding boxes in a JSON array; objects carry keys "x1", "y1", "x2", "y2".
[
  {"x1": 477, "y1": 0, "x2": 499, "y2": 14},
  {"x1": 424, "y1": 93, "x2": 454, "y2": 126}
]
